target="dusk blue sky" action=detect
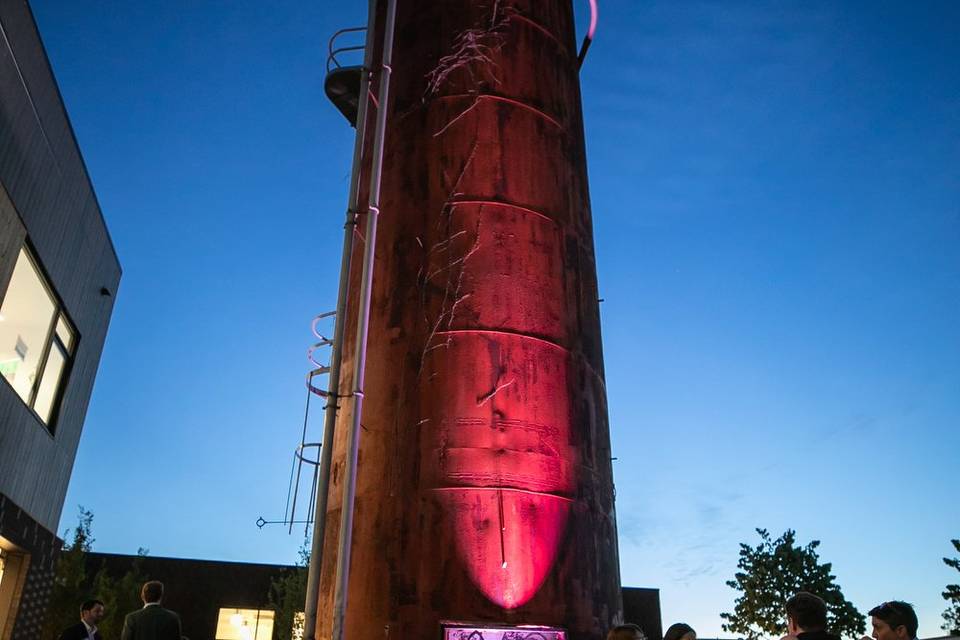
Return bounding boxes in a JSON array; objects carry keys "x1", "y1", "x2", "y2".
[{"x1": 28, "y1": 1, "x2": 959, "y2": 637}]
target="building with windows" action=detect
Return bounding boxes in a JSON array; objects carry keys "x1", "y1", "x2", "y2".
[
  {"x1": 0, "y1": 1, "x2": 121, "y2": 638},
  {"x1": 86, "y1": 553, "x2": 661, "y2": 640},
  {"x1": 86, "y1": 554, "x2": 287, "y2": 640}
]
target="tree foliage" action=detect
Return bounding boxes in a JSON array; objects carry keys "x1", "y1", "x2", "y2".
[
  {"x1": 89, "y1": 549, "x2": 150, "y2": 640},
  {"x1": 721, "y1": 528, "x2": 865, "y2": 640},
  {"x1": 43, "y1": 507, "x2": 96, "y2": 639},
  {"x1": 41, "y1": 508, "x2": 150, "y2": 640},
  {"x1": 268, "y1": 541, "x2": 309, "y2": 640},
  {"x1": 943, "y1": 538, "x2": 960, "y2": 635}
]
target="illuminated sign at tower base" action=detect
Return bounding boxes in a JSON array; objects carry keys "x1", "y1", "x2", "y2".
[{"x1": 442, "y1": 624, "x2": 566, "y2": 640}]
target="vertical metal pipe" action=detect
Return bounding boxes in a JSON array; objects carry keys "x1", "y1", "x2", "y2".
[
  {"x1": 331, "y1": 0, "x2": 397, "y2": 638},
  {"x1": 302, "y1": 1, "x2": 378, "y2": 637}
]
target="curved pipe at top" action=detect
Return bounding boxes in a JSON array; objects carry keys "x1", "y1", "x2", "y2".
[
  {"x1": 588, "y1": 0, "x2": 598, "y2": 39},
  {"x1": 578, "y1": 0, "x2": 598, "y2": 68}
]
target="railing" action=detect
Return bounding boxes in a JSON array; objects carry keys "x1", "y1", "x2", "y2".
[
  {"x1": 326, "y1": 26, "x2": 367, "y2": 74},
  {"x1": 255, "y1": 312, "x2": 336, "y2": 537}
]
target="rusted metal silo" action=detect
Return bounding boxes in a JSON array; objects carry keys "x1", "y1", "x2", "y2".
[{"x1": 313, "y1": 2, "x2": 621, "y2": 639}]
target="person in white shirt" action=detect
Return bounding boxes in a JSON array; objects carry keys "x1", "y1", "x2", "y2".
[{"x1": 58, "y1": 599, "x2": 105, "y2": 640}]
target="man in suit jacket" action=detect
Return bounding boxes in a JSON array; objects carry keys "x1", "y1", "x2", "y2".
[
  {"x1": 58, "y1": 599, "x2": 105, "y2": 640},
  {"x1": 120, "y1": 581, "x2": 183, "y2": 640}
]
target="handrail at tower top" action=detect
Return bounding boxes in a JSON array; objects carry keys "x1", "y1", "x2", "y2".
[{"x1": 327, "y1": 26, "x2": 366, "y2": 74}]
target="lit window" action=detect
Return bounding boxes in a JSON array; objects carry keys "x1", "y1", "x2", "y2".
[
  {"x1": 293, "y1": 612, "x2": 304, "y2": 640},
  {"x1": 0, "y1": 246, "x2": 77, "y2": 429},
  {"x1": 0, "y1": 543, "x2": 29, "y2": 637},
  {"x1": 0, "y1": 550, "x2": 6, "y2": 632},
  {"x1": 215, "y1": 608, "x2": 274, "y2": 640}
]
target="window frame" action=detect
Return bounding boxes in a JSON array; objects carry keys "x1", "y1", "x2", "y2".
[
  {"x1": 0, "y1": 243, "x2": 79, "y2": 434},
  {"x1": 214, "y1": 608, "x2": 275, "y2": 640}
]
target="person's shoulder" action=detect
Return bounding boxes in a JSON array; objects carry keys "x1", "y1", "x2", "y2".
[
  {"x1": 155, "y1": 606, "x2": 180, "y2": 622},
  {"x1": 124, "y1": 608, "x2": 145, "y2": 622},
  {"x1": 797, "y1": 630, "x2": 841, "y2": 640},
  {"x1": 59, "y1": 622, "x2": 84, "y2": 639}
]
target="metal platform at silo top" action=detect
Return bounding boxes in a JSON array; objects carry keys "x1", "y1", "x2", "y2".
[{"x1": 324, "y1": 27, "x2": 366, "y2": 127}]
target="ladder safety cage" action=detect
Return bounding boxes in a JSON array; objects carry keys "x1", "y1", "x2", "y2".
[{"x1": 255, "y1": 312, "x2": 338, "y2": 538}]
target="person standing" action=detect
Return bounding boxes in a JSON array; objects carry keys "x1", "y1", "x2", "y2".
[
  {"x1": 607, "y1": 624, "x2": 647, "y2": 640},
  {"x1": 867, "y1": 601, "x2": 919, "y2": 640},
  {"x1": 781, "y1": 592, "x2": 841, "y2": 640},
  {"x1": 120, "y1": 581, "x2": 183, "y2": 640},
  {"x1": 58, "y1": 599, "x2": 105, "y2": 640},
  {"x1": 664, "y1": 623, "x2": 696, "y2": 640}
]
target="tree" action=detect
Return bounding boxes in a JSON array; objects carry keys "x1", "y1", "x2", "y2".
[
  {"x1": 721, "y1": 528, "x2": 865, "y2": 640},
  {"x1": 43, "y1": 507, "x2": 95, "y2": 639},
  {"x1": 41, "y1": 508, "x2": 150, "y2": 640},
  {"x1": 89, "y1": 548, "x2": 150, "y2": 640},
  {"x1": 268, "y1": 542, "x2": 310, "y2": 640},
  {"x1": 943, "y1": 538, "x2": 960, "y2": 635}
]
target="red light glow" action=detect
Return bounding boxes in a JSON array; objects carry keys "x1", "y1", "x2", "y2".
[
  {"x1": 423, "y1": 330, "x2": 575, "y2": 608},
  {"x1": 435, "y1": 487, "x2": 571, "y2": 609}
]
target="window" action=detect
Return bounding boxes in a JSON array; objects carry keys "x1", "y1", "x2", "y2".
[
  {"x1": 0, "y1": 246, "x2": 77, "y2": 429},
  {"x1": 215, "y1": 608, "x2": 274, "y2": 640},
  {"x1": 292, "y1": 612, "x2": 304, "y2": 640}
]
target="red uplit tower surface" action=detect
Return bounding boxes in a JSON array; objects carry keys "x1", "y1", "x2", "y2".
[{"x1": 317, "y1": 2, "x2": 621, "y2": 638}]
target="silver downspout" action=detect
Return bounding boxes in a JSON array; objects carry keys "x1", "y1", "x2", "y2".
[
  {"x1": 331, "y1": 0, "x2": 397, "y2": 638},
  {"x1": 302, "y1": 1, "x2": 378, "y2": 638}
]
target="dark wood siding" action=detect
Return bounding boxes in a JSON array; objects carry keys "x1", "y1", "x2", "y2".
[
  {"x1": 0, "y1": 0, "x2": 121, "y2": 534},
  {"x1": 86, "y1": 554, "x2": 294, "y2": 640}
]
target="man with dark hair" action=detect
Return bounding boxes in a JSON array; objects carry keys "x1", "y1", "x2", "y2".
[
  {"x1": 607, "y1": 623, "x2": 647, "y2": 640},
  {"x1": 782, "y1": 592, "x2": 840, "y2": 640},
  {"x1": 58, "y1": 599, "x2": 105, "y2": 640},
  {"x1": 120, "y1": 581, "x2": 183, "y2": 640},
  {"x1": 867, "y1": 601, "x2": 918, "y2": 640}
]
